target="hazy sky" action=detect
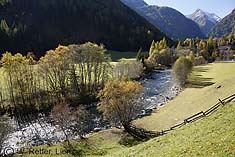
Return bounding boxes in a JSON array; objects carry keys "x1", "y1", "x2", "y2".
[{"x1": 145, "y1": 0, "x2": 235, "y2": 18}]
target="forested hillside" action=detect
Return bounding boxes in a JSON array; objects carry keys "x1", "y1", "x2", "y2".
[
  {"x1": 210, "y1": 9, "x2": 235, "y2": 37},
  {"x1": 0, "y1": 0, "x2": 169, "y2": 57}
]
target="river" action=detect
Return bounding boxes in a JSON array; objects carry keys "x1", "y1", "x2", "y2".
[
  {"x1": 3, "y1": 70, "x2": 181, "y2": 153},
  {"x1": 141, "y1": 69, "x2": 181, "y2": 109}
]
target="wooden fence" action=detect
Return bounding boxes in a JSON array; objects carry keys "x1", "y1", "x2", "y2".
[{"x1": 130, "y1": 93, "x2": 235, "y2": 139}]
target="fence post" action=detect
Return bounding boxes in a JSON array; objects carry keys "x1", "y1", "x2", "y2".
[
  {"x1": 219, "y1": 99, "x2": 225, "y2": 105},
  {"x1": 0, "y1": 91, "x2": 2, "y2": 102}
]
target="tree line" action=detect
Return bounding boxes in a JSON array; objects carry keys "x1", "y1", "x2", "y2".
[{"x1": 0, "y1": 42, "x2": 111, "y2": 121}]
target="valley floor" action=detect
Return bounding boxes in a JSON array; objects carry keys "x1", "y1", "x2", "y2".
[{"x1": 13, "y1": 62, "x2": 235, "y2": 157}]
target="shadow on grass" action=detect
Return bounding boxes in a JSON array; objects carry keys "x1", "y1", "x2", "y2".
[
  {"x1": 118, "y1": 134, "x2": 147, "y2": 147},
  {"x1": 187, "y1": 66, "x2": 215, "y2": 88},
  {"x1": 63, "y1": 139, "x2": 108, "y2": 156}
]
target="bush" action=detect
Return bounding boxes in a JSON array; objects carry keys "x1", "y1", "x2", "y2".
[
  {"x1": 193, "y1": 56, "x2": 208, "y2": 66},
  {"x1": 143, "y1": 59, "x2": 155, "y2": 73},
  {"x1": 148, "y1": 48, "x2": 177, "y2": 67},
  {"x1": 98, "y1": 79, "x2": 143, "y2": 127},
  {"x1": 173, "y1": 57, "x2": 192, "y2": 86}
]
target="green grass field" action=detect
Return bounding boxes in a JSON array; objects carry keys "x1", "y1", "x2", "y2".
[
  {"x1": 13, "y1": 62, "x2": 235, "y2": 156},
  {"x1": 108, "y1": 102, "x2": 235, "y2": 157},
  {"x1": 106, "y1": 50, "x2": 140, "y2": 61},
  {"x1": 13, "y1": 129, "x2": 125, "y2": 157},
  {"x1": 135, "y1": 62, "x2": 235, "y2": 131}
]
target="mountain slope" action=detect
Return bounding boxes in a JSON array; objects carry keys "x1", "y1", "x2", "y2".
[
  {"x1": 121, "y1": 0, "x2": 205, "y2": 39},
  {"x1": 0, "y1": 0, "x2": 169, "y2": 57},
  {"x1": 121, "y1": 0, "x2": 148, "y2": 8},
  {"x1": 187, "y1": 9, "x2": 221, "y2": 35},
  {"x1": 209, "y1": 9, "x2": 235, "y2": 37}
]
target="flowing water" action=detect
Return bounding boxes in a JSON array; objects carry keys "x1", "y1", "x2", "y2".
[
  {"x1": 141, "y1": 69, "x2": 181, "y2": 109},
  {"x1": 3, "y1": 70, "x2": 181, "y2": 153}
]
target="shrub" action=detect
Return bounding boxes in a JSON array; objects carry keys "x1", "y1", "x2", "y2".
[
  {"x1": 193, "y1": 56, "x2": 208, "y2": 66},
  {"x1": 148, "y1": 48, "x2": 177, "y2": 67},
  {"x1": 98, "y1": 79, "x2": 143, "y2": 127},
  {"x1": 173, "y1": 57, "x2": 192, "y2": 86}
]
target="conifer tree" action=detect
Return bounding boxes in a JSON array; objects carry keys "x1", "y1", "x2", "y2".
[
  {"x1": 136, "y1": 47, "x2": 143, "y2": 61},
  {"x1": 149, "y1": 40, "x2": 156, "y2": 56},
  {"x1": 177, "y1": 41, "x2": 182, "y2": 49}
]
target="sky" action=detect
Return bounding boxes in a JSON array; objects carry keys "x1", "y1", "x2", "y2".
[{"x1": 145, "y1": 0, "x2": 235, "y2": 18}]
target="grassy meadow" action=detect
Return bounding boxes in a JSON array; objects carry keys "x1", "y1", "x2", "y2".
[
  {"x1": 105, "y1": 50, "x2": 139, "y2": 62},
  {"x1": 135, "y1": 62, "x2": 235, "y2": 131},
  {"x1": 108, "y1": 102, "x2": 235, "y2": 157}
]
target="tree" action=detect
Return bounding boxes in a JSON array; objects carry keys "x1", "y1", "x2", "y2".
[
  {"x1": 184, "y1": 38, "x2": 191, "y2": 47},
  {"x1": 229, "y1": 26, "x2": 235, "y2": 43},
  {"x1": 39, "y1": 45, "x2": 72, "y2": 100},
  {"x1": 193, "y1": 56, "x2": 207, "y2": 66},
  {"x1": 155, "y1": 41, "x2": 160, "y2": 50},
  {"x1": 0, "y1": 52, "x2": 52, "y2": 136},
  {"x1": 52, "y1": 101, "x2": 91, "y2": 145},
  {"x1": 0, "y1": 19, "x2": 10, "y2": 35},
  {"x1": 219, "y1": 36, "x2": 227, "y2": 46},
  {"x1": 136, "y1": 47, "x2": 143, "y2": 61},
  {"x1": 1, "y1": 52, "x2": 39, "y2": 112},
  {"x1": 0, "y1": 0, "x2": 11, "y2": 6},
  {"x1": 39, "y1": 43, "x2": 111, "y2": 104},
  {"x1": 159, "y1": 37, "x2": 167, "y2": 50},
  {"x1": 69, "y1": 42, "x2": 111, "y2": 100},
  {"x1": 149, "y1": 40, "x2": 155, "y2": 56},
  {"x1": 189, "y1": 39, "x2": 195, "y2": 49},
  {"x1": 72, "y1": 106, "x2": 92, "y2": 139},
  {"x1": 98, "y1": 80, "x2": 143, "y2": 129},
  {"x1": 0, "y1": 115, "x2": 13, "y2": 154},
  {"x1": 113, "y1": 59, "x2": 143, "y2": 80},
  {"x1": 177, "y1": 41, "x2": 182, "y2": 49},
  {"x1": 148, "y1": 48, "x2": 176, "y2": 67},
  {"x1": 206, "y1": 37, "x2": 216, "y2": 61},
  {"x1": 212, "y1": 50, "x2": 219, "y2": 61},
  {"x1": 187, "y1": 51, "x2": 195, "y2": 62},
  {"x1": 173, "y1": 57, "x2": 192, "y2": 86},
  {"x1": 198, "y1": 40, "x2": 207, "y2": 51},
  {"x1": 52, "y1": 101, "x2": 74, "y2": 145}
]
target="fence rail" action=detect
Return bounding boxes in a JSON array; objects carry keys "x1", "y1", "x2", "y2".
[{"x1": 131, "y1": 93, "x2": 235, "y2": 139}]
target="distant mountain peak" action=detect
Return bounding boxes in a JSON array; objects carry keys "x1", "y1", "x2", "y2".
[
  {"x1": 195, "y1": 8, "x2": 204, "y2": 13},
  {"x1": 189, "y1": 9, "x2": 221, "y2": 24},
  {"x1": 187, "y1": 9, "x2": 221, "y2": 35},
  {"x1": 232, "y1": 8, "x2": 235, "y2": 13},
  {"x1": 121, "y1": 0, "x2": 205, "y2": 39}
]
